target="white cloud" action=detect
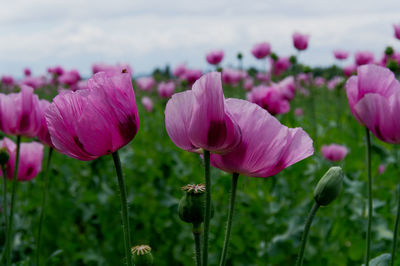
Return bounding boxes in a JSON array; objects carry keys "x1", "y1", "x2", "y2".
[{"x1": 0, "y1": 0, "x2": 399, "y2": 76}]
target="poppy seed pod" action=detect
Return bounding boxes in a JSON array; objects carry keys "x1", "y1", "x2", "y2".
[
  {"x1": 313, "y1": 166, "x2": 344, "y2": 206},
  {"x1": 131, "y1": 245, "x2": 153, "y2": 266},
  {"x1": 178, "y1": 184, "x2": 213, "y2": 224},
  {"x1": 0, "y1": 148, "x2": 9, "y2": 165}
]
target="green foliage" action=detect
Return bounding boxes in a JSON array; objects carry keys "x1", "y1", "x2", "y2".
[{"x1": 1, "y1": 73, "x2": 400, "y2": 265}]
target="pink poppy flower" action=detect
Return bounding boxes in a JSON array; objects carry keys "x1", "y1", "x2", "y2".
[
  {"x1": 333, "y1": 50, "x2": 349, "y2": 60},
  {"x1": 0, "y1": 85, "x2": 41, "y2": 137},
  {"x1": 394, "y1": 24, "x2": 400, "y2": 40},
  {"x1": 157, "y1": 81, "x2": 175, "y2": 99},
  {"x1": 271, "y1": 57, "x2": 291, "y2": 76},
  {"x1": 173, "y1": 63, "x2": 187, "y2": 78},
  {"x1": 0, "y1": 137, "x2": 43, "y2": 181},
  {"x1": 294, "y1": 108, "x2": 304, "y2": 116},
  {"x1": 141, "y1": 97, "x2": 153, "y2": 112},
  {"x1": 37, "y1": 99, "x2": 52, "y2": 146},
  {"x1": 210, "y1": 99, "x2": 313, "y2": 177},
  {"x1": 247, "y1": 85, "x2": 290, "y2": 115},
  {"x1": 24, "y1": 68, "x2": 32, "y2": 77},
  {"x1": 1, "y1": 76, "x2": 14, "y2": 86},
  {"x1": 165, "y1": 72, "x2": 241, "y2": 154},
  {"x1": 355, "y1": 51, "x2": 374, "y2": 66},
  {"x1": 321, "y1": 144, "x2": 348, "y2": 162},
  {"x1": 206, "y1": 50, "x2": 224, "y2": 65},
  {"x1": 378, "y1": 164, "x2": 386, "y2": 174},
  {"x1": 136, "y1": 77, "x2": 155, "y2": 92},
  {"x1": 345, "y1": 64, "x2": 400, "y2": 143},
  {"x1": 293, "y1": 32, "x2": 309, "y2": 51},
  {"x1": 251, "y1": 42, "x2": 271, "y2": 59},
  {"x1": 222, "y1": 68, "x2": 242, "y2": 86},
  {"x1": 46, "y1": 71, "x2": 139, "y2": 161}
]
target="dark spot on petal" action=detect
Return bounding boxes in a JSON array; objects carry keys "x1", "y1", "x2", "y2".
[
  {"x1": 374, "y1": 126, "x2": 384, "y2": 141},
  {"x1": 19, "y1": 114, "x2": 30, "y2": 131},
  {"x1": 73, "y1": 136, "x2": 85, "y2": 151},
  {"x1": 118, "y1": 115, "x2": 138, "y2": 142},
  {"x1": 207, "y1": 120, "x2": 227, "y2": 147},
  {"x1": 25, "y1": 166, "x2": 33, "y2": 177}
]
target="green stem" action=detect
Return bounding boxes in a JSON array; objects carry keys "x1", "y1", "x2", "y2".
[
  {"x1": 112, "y1": 151, "x2": 132, "y2": 266},
  {"x1": 35, "y1": 147, "x2": 53, "y2": 266},
  {"x1": 193, "y1": 223, "x2": 202, "y2": 266},
  {"x1": 6, "y1": 135, "x2": 21, "y2": 266},
  {"x1": 391, "y1": 183, "x2": 400, "y2": 266},
  {"x1": 296, "y1": 202, "x2": 320, "y2": 266},
  {"x1": 365, "y1": 128, "x2": 372, "y2": 266},
  {"x1": 202, "y1": 150, "x2": 211, "y2": 266},
  {"x1": 2, "y1": 164, "x2": 8, "y2": 239},
  {"x1": 219, "y1": 173, "x2": 239, "y2": 266}
]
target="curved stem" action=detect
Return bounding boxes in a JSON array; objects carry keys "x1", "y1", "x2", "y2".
[
  {"x1": 6, "y1": 135, "x2": 21, "y2": 266},
  {"x1": 193, "y1": 223, "x2": 202, "y2": 266},
  {"x1": 391, "y1": 183, "x2": 400, "y2": 266},
  {"x1": 202, "y1": 150, "x2": 211, "y2": 266},
  {"x1": 35, "y1": 147, "x2": 53, "y2": 266},
  {"x1": 296, "y1": 202, "x2": 320, "y2": 266},
  {"x1": 112, "y1": 151, "x2": 133, "y2": 266},
  {"x1": 2, "y1": 164, "x2": 8, "y2": 238},
  {"x1": 365, "y1": 128, "x2": 372, "y2": 266},
  {"x1": 219, "y1": 173, "x2": 239, "y2": 266}
]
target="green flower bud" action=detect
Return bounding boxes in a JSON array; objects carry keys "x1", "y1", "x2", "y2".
[
  {"x1": 237, "y1": 52, "x2": 243, "y2": 60},
  {"x1": 303, "y1": 66, "x2": 312, "y2": 73},
  {"x1": 131, "y1": 245, "x2": 153, "y2": 266},
  {"x1": 387, "y1": 60, "x2": 399, "y2": 73},
  {"x1": 289, "y1": 55, "x2": 297, "y2": 64},
  {"x1": 178, "y1": 184, "x2": 213, "y2": 224},
  {"x1": 385, "y1": 46, "x2": 394, "y2": 56},
  {"x1": 313, "y1": 167, "x2": 344, "y2": 206},
  {"x1": 216, "y1": 67, "x2": 223, "y2": 73},
  {"x1": 270, "y1": 52, "x2": 278, "y2": 61},
  {"x1": 0, "y1": 148, "x2": 9, "y2": 165}
]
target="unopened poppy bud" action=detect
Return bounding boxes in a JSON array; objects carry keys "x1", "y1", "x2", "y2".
[
  {"x1": 216, "y1": 67, "x2": 223, "y2": 73},
  {"x1": 237, "y1": 52, "x2": 243, "y2": 60},
  {"x1": 0, "y1": 148, "x2": 9, "y2": 165},
  {"x1": 289, "y1": 55, "x2": 297, "y2": 64},
  {"x1": 270, "y1": 52, "x2": 278, "y2": 61},
  {"x1": 387, "y1": 60, "x2": 399, "y2": 73},
  {"x1": 385, "y1": 46, "x2": 394, "y2": 56},
  {"x1": 303, "y1": 66, "x2": 312, "y2": 73},
  {"x1": 313, "y1": 166, "x2": 343, "y2": 206},
  {"x1": 178, "y1": 184, "x2": 213, "y2": 224},
  {"x1": 131, "y1": 245, "x2": 153, "y2": 266}
]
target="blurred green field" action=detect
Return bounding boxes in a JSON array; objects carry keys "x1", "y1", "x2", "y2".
[{"x1": 1, "y1": 69, "x2": 399, "y2": 265}]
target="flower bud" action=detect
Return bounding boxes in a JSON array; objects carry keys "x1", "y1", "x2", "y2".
[
  {"x1": 237, "y1": 52, "x2": 243, "y2": 60},
  {"x1": 289, "y1": 55, "x2": 297, "y2": 64},
  {"x1": 385, "y1": 46, "x2": 394, "y2": 56},
  {"x1": 387, "y1": 60, "x2": 399, "y2": 73},
  {"x1": 270, "y1": 52, "x2": 278, "y2": 61},
  {"x1": 0, "y1": 148, "x2": 9, "y2": 165},
  {"x1": 303, "y1": 66, "x2": 312, "y2": 73},
  {"x1": 313, "y1": 166, "x2": 344, "y2": 206},
  {"x1": 131, "y1": 245, "x2": 153, "y2": 266},
  {"x1": 178, "y1": 184, "x2": 213, "y2": 224}
]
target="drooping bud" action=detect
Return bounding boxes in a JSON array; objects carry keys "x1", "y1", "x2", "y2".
[
  {"x1": 313, "y1": 166, "x2": 344, "y2": 206},
  {"x1": 385, "y1": 46, "x2": 394, "y2": 56},
  {"x1": 387, "y1": 60, "x2": 399, "y2": 73},
  {"x1": 237, "y1": 52, "x2": 243, "y2": 60},
  {"x1": 289, "y1": 55, "x2": 297, "y2": 64},
  {"x1": 178, "y1": 184, "x2": 213, "y2": 224},
  {"x1": 270, "y1": 52, "x2": 278, "y2": 61},
  {"x1": 131, "y1": 245, "x2": 153, "y2": 266},
  {"x1": 0, "y1": 148, "x2": 9, "y2": 165}
]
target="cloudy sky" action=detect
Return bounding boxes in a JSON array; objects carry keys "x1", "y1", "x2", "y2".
[{"x1": 1, "y1": 0, "x2": 399, "y2": 77}]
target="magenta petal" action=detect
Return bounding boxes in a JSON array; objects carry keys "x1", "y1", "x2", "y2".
[
  {"x1": 188, "y1": 72, "x2": 241, "y2": 153},
  {"x1": 211, "y1": 99, "x2": 313, "y2": 177},
  {"x1": 354, "y1": 93, "x2": 400, "y2": 143},
  {"x1": 46, "y1": 91, "x2": 97, "y2": 161},
  {"x1": 165, "y1": 91, "x2": 197, "y2": 151},
  {"x1": 357, "y1": 64, "x2": 397, "y2": 99}
]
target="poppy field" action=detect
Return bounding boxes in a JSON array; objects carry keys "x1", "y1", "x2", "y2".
[{"x1": 1, "y1": 25, "x2": 400, "y2": 266}]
